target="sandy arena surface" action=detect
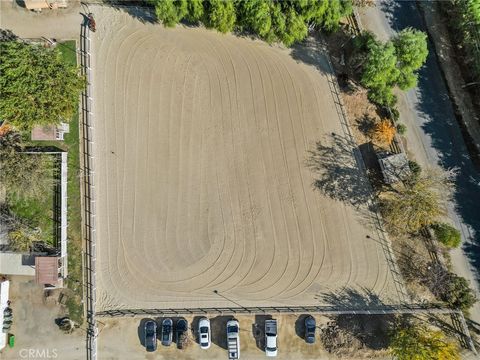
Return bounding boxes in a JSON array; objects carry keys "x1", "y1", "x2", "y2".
[{"x1": 91, "y1": 6, "x2": 399, "y2": 311}]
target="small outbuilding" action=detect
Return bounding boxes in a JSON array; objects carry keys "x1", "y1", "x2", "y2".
[
  {"x1": 24, "y1": 0, "x2": 67, "y2": 11},
  {"x1": 377, "y1": 152, "x2": 411, "y2": 184},
  {"x1": 35, "y1": 256, "x2": 61, "y2": 288},
  {"x1": 31, "y1": 123, "x2": 70, "y2": 141}
]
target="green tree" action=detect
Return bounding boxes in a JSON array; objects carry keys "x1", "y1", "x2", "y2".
[
  {"x1": 431, "y1": 222, "x2": 461, "y2": 248},
  {"x1": 149, "y1": 0, "x2": 351, "y2": 46},
  {"x1": 186, "y1": 0, "x2": 204, "y2": 23},
  {"x1": 394, "y1": 28, "x2": 428, "y2": 89},
  {"x1": 442, "y1": 273, "x2": 477, "y2": 311},
  {"x1": 361, "y1": 39, "x2": 399, "y2": 106},
  {"x1": 267, "y1": 3, "x2": 287, "y2": 43},
  {"x1": 321, "y1": 0, "x2": 353, "y2": 31},
  {"x1": 236, "y1": 0, "x2": 272, "y2": 38},
  {"x1": 281, "y1": 7, "x2": 308, "y2": 47},
  {"x1": 390, "y1": 324, "x2": 460, "y2": 360},
  {"x1": 205, "y1": 0, "x2": 236, "y2": 33},
  {"x1": 0, "y1": 40, "x2": 84, "y2": 130},
  {"x1": 150, "y1": 0, "x2": 188, "y2": 27}
]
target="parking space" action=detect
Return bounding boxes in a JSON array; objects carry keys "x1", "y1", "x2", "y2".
[{"x1": 97, "y1": 314, "x2": 333, "y2": 360}]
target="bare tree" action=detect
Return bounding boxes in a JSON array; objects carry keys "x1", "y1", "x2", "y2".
[{"x1": 380, "y1": 167, "x2": 456, "y2": 233}]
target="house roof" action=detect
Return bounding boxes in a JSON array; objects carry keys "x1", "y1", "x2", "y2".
[{"x1": 35, "y1": 257, "x2": 58, "y2": 285}]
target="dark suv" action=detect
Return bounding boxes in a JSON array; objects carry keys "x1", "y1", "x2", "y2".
[
  {"x1": 176, "y1": 319, "x2": 188, "y2": 349},
  {"x1": 161, "y1": 318, "x2": 173, "y2": 346},
  {"x1": 304, "y1": 316, "x2": 316, "y2": 344},
  {"x1": 144, "y1": 320, "x2": 157, "y2": 352}
]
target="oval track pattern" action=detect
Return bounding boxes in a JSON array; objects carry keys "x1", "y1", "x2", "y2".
[{"x1": 92, "y1": 9, "x2": 398, "y2": 311}]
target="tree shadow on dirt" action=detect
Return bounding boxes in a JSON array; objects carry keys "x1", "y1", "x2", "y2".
[
  {"x1": 252, "y1": 314, "x2": 272, "y2": 351},
  {"x1": 306, "y1": 133, "x2": 372, "y2": 208},
  {"x1": 290, "y1": 33, "x2": 331, "y2": 75},
  {"x1": 294, "y1": 314, "x2": 311, "y2": 340},
  {"x1": 210, "y1": 315, "x2": 234, "y2": 350},
  {"x1": 317, "y1": 288, "x2": 395, "y2": 351},
  {"x1": 100, "y1": 1, "x2": 157, "y2": 24},
  {"x1": 137, "y1": 318, "x2": 155, "y2": 347}
]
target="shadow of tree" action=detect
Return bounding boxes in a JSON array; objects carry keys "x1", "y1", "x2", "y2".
[
  {"x1": 210, "y1": 315, "x2": 233, "y2": 350},
  {"x1": 252, "y1": 314, "x2": 272, "y2": 351},
  {"x1": 294, "y1": 314, "x2": 311, "y2": 340},
  {"x1": 317, "y1": 288, "x2": 394, "y2": 351},
  {"x1": 356, "y1": 114, "x2": 376, "y2": 137},
  {"x1": 289, "y1": 33, "x2": 331, "y2": 75},
  {"x1": 137, "y1": 318, "x2": 155, "y2": 347},
  {"x1": 306, "y1": 134, "x2": 372, "y2": 207},
  {"x1": 99, "y1": 1, "x2": 157, "y2": 24}
]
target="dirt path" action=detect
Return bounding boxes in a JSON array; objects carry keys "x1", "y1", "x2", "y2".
[
  {"x1": 0, "y1": 1, "x2": 82, "y2": 40},
  {"x1": 91, "y1": 6, "x2": 398, "y2": 312}
]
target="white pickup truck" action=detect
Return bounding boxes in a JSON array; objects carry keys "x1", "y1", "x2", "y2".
[
  {"x1": 227, "y1": 319, "x2": 240, "y2": 359},
  {"x1": 264, "y1": 319, "x2": 278, "y2": 357}
]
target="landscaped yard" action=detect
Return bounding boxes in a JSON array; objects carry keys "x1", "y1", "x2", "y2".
[
  {"x1": 19, "y1": 40, "x2": 84, "y2": 324},
  {"x1": 6, "y1": 155, "x2": 55, "y2": 246}
]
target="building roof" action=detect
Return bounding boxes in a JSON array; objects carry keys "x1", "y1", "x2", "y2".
[
  {"x1": 35, "y1": 256, "x2": 59, "y2": 285},
  {"x1": 378, "y1": 152, "x2": 411, "y2": 184},
  {"x1": 31, "y1": 124, "x2": 57, "y2": 140}
]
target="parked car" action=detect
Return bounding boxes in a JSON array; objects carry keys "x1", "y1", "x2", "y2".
[
  {"x1": 198, "y1": 317, "x2": 211, "y2": 349},
  {"x1": 176, "y1": 319, "x2": 188, "y2": 349},
  {"x1": 227, "y1": 319, "x2": 240, "y2": 359},
  {"x1": 264, "y1": 319, "x2": 278, "y2": 357},
  {"x1": 304, "y1": 316, "x2": 316, "y2": 344},
  {"x1": 161, "y1": 318, "x2": 173, "y2": 346},
  {"x1": 144, "y1": 320, "x2": 157, "y2": 352}
]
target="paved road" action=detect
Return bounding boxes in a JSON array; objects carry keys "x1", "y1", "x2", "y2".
[{"x1": 358, "y1": 1, "x2": 480, "y2": 322}]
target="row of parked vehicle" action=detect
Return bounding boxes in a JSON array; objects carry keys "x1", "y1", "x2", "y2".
[{"x1": 144, "y1": 315, "x2": 318, "y2": 358}]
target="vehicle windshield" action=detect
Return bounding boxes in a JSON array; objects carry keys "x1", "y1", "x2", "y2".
[
  {"x1": 200, "y1": 326, "x2": 209, "y2": 333},
  {"x1": 266, "y1": 347, "x2": 277, "y2": 352},
  {"x1": 162, "y1": 332, "x2": 170, "y2": 341},
  {"x1": 227, "y1": 325, "x2": 238, "y2": 333}
]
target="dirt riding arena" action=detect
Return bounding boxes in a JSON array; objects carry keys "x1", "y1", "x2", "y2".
[{"x1": 91, "y1": 6, "x2": 398, "y2": 312}]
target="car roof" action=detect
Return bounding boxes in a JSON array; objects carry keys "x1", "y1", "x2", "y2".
[
  {"x1": 145, "y1": 320, "x2": 156, "y2": 329},
  {"x1": 266, "y1": 336, "x2": 277, "y2": 348},
  {"x1": 199, "y1": 318, "x2": 210, "y2": 326}
]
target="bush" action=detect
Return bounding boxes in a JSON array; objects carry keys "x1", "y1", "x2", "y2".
[
  {"x1": 442, "y1": 273, "x2": 477, "y2": 311},
  {"x1": 370, "y1": 119, "x2": 396, "y2": 146},
  {"x1": 396, "y1": 123, "x2": 407, "y2": 135},
  {"x1": 408, "y1": 160, "x2": 422, "y2": 178},
  {"x1": 390, "y1": 324, "x2": 460, "y2": 360},
  {"x1": 432, "y1": 222, "x2": 461, "y2": 248}
]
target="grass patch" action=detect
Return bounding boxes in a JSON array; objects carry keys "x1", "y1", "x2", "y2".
[
  {"x1": 6, "y1": 154, "x2": 56, "y2": 246},
  {"x1": 59, "y1": 40, "x2": 84, "y2": 325},
  {"x1": 7, "y1": 191, "x2": 54, "y2": 245}
]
